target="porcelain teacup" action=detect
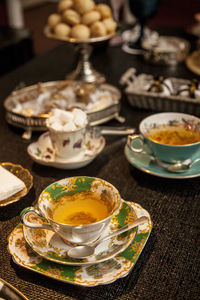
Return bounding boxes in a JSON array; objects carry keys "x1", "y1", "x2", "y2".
[
  {"x1": 21, "y1": 176, "x2": 121, "y2": 245},
  {"x1": 127, "y1": 112, "x2": 200, "y2": 163},
  {"x1": 46, "y1": 108, "x2": 88, "y2": 160}
]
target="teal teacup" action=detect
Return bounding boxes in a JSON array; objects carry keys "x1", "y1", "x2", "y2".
[{"x1": 127, "y1": 112, "x2": 200, "y2": 163}]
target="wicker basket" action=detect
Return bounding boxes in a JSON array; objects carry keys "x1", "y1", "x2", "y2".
[{"x1": 120, "y1": 68, "x2": 200, "y2": 116}]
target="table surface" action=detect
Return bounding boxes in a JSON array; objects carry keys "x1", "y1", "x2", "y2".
[{"x1": 0, "y1": 28, "x2": 200, "y2": 300}]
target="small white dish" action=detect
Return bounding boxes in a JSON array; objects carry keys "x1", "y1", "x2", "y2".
[
  {"x1": 27, "y1": 131, "x2": 105, "y2": 169},
  {"x1": 22, "y1": 200, "x2": 137, "y2": 266}
]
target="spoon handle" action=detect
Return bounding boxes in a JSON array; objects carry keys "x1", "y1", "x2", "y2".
[
  {"x1": 191, "y1": 157, "x2": 200, "y2": 166},
  {"x1": 93, "y1": 126, "x2": 135, "y2": 137},
  {"x1": 94, "y1": 216, "x2": 148, "y2": 246}
]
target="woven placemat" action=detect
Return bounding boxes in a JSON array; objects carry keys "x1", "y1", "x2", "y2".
[{"x1": 0, "y1": 40, "x2": 200, "y2": 300}]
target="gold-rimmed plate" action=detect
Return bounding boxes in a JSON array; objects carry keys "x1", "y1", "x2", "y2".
[
  {"x1": 0, "y1": 163, "x2": 33, "y2": 207},
  {"x1": 186, "y1": 49, "x2": 200, "y2": 76}
]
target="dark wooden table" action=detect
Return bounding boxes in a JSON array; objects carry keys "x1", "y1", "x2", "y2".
[{"x1": 0, "y1": 28, "x2": 199, "y2": 300}]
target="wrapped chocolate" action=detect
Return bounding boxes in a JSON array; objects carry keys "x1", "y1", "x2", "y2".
[
  {"x1": 177, "y1": 79, "x2": 200, "y2": 99},
  {"x1": 145, "y1": 75, "x2": 174, "y2": 95}
]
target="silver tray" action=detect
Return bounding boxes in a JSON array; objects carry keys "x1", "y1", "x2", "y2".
[
  {"x1": 120, "y1": 68, "x2": 200, "y2": 116},
  {"x1": 4, "y1": 80, "x2": 122, "y2": 139}
]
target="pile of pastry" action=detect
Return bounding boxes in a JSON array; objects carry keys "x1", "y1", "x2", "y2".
[{"x1": 47, "y1": 0, "x2": 117, "y2": 40}]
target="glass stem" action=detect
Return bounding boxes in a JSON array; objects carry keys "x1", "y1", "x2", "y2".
[{"x1": 138, "y1": 20, "x2": 145, "y2": 47}]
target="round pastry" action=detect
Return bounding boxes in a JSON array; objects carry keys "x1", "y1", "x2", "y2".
[
  {"x1": 58, "y1": 0, "x2": 73, "y2": 13},
  {"x1": 54, "y1": 23, "x2": 71, "y2": 37},
  {"x1": 70, "y1": 24, "x2": 90, "y2": 40},
  {"x1": 48, "y1": 13, "x2": 62, "y2": 29},
  {"x1": 82, "y1": 10, "x2": 101, "y2": 26},
  {"x1": 73, "y1": 0, "x2": 95, "y2": 15},
  {"x1": 62, "y1": 9, "x2": 81, "y2": 25},
  {"x1": 103, "y1": 18, "x2": 117, "y2": 34},
  {"x1": 96, "y1": 4, "x2": 112, "y2": 19},
  {"x1": 90, "y1": 21, "x2": 107, "y2": 37}
]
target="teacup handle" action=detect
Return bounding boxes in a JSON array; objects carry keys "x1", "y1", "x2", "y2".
[
  {"x1": 20, "y1": 207, "x2": 53, "y2": 230},
  {"x1": 127, "y1": 134, "x2": 145, "y2": 153}
]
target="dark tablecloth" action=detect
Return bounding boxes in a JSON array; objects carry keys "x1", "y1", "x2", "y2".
[{"x1": 0, "y1": 28, "x2": 199, "y2": 300}]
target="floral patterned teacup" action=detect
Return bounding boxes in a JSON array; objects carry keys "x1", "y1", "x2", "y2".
[
  {"x1": 46, "y1": 108, "x2": 88, "y2": 159},
  {"x1": 21, "y1": 176, "x2": 121, "y2": 245},
  {"x1": 127, "y1": 112, "x2": 200, "y2": 163}
]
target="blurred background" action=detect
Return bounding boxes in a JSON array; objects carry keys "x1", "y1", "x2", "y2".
[{"x1": 0, "y1": 0, "x2": 200, "y2": 76}]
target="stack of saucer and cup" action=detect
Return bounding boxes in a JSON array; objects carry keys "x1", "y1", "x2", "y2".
[{"x1": 126, "y1": 112, "x2": 200, "y2": 166}]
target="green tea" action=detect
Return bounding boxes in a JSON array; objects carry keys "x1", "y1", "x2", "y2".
[
  {"x1": 147, "y1": 125, "x2": 200, "y2": 145},
  {"x1": 52, "y1": 192, "x2": 110, "y2": 225}
]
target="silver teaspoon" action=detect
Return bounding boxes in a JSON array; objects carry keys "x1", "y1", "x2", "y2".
[
  {"x1": 150, "y1": 156, "x2": 200, "y2": 173},
  {"x1": 166, "y1": 158, "x2": 200, "y2": 173},
  {"x1": 67, "y1": 216, "x2": 148, "y2": 259}
]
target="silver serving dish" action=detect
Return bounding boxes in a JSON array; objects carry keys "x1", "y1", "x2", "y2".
[
  {"x1": 142, "y1": 36, "x2": 190, "y2": 65},
  {"x1": 4, "y1": 80, "x2": 122, "y2": 139}
]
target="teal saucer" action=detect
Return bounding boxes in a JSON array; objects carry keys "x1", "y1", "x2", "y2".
[{"x1": 124, "y1": 141, "x2": 200, "y2": 179}]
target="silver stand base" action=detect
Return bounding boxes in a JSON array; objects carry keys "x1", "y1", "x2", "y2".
[{"x1": 66, "y1": 44, "x2": 105, "y2": 84}]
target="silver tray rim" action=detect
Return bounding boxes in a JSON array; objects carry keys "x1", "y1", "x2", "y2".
[{"x1": 4, "y1": 80, "x2": 121, "y2": 131}]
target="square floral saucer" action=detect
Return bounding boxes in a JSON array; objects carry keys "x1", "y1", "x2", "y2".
[{"x1": 8, "y1": 201, "x2": 152, "y2": 287}]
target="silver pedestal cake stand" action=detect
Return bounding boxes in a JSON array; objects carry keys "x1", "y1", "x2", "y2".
[{"x1": 44, "y1": 26, "x2": 116, "y2": 84}]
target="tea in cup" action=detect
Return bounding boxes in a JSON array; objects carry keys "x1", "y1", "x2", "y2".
[
  {"x1": 46, "y1": 108, "x2": 88, "y2": 159},
  {"x1": 127, "y1": 112, "x2": 200, "y2": 163},
  {"x1": 21, "y1": 176, "x2": 121, "y2": 245}
]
